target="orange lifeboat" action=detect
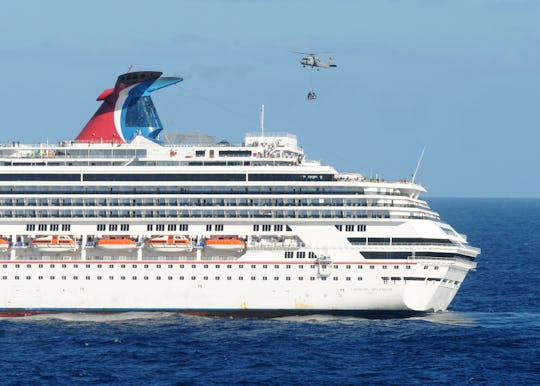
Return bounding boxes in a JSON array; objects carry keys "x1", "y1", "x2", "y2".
[
  {"x1": 31, "y1": 235, "x2": 77, "y2": 252},
  {"x1": 96, "y1": 237, "x2": 137, "y2": 250},
  {"x1": 0, "y1": 238, "x2": 10, "y2": 250},
  {"x1": 145, "y1": 235, "x2": 193, "y2": 252},
  {"x1": 205, "y1": 237, "x2": 246, "y2": 252}
]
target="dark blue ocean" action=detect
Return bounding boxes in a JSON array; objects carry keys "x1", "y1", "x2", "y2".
[{"x1": 0, "y1": 198, "x2": 538, "y2": 385}]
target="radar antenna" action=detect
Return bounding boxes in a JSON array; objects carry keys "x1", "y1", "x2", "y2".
[{"x1": 412, "y1": 145, "x2": 427, "y2": 183}]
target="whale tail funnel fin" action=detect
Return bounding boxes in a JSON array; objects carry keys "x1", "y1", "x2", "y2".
[{"x1": 75, "y1": 71, "x2": 182, "y2": 143}]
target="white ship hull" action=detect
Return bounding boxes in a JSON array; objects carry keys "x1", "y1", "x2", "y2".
[{"x1": 0, "y1": 256, "x2": 471, "y2": 315}]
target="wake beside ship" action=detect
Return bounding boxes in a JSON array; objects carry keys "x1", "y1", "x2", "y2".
[{"x1": 0, "y1": 70, "x2": 480, "y2": 317}]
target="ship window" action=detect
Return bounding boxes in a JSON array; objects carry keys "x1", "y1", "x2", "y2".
[
  {"x1": 27, "y1": 264, "x2": 32, "y2": 268},
  {"x1": 143, "y1": 276, "x2": 148, "y2": 280},
  {"x1": 215, "y1": 224, "x2": 224, "y2": 231},
  {"x1": 147, "y1": 224, "x2": 153, "y2": 231},
  {"x1": 335, "y1": 225, "x2": 343, "y2": 231},
  {"x1": 251, "y1": 264, "x2": 256, "y2": 269},
  {"x1": 274, "y1": 265, "x2": 279, "y2": 269},
  {"x1": 346, "y1": 265, "x2": 351, "y2": 269},
  {"x1": 239, "y1": 265, "x2": 243, "y2": 269},
  {"x1": 179, "y1": 265, "x2": 184, "y2": 268},
  {"x1": 382, "y1": 265, "x2": 387, "y2": 269},
  {"x1": 333, "y1": 277, "x2": 338, "y2": 281},
  {"x1": 204, "y1": 265, "x2": 209, "y2": 268},
  {"x1": 286, "y1": 265, "x2": 291, "y2": 269},
  {"x1": 274, "y1": 224, "x2": 283, "y2": 231},
  {"x1": 253, "y1": 225, "x2": 259, "y2": 231},
  {"x1": 238, "y1": 276, "x2": 243, "y2": 280},
  {"x1": 226, "y1": 276, "x2": 231, "y2": 280},
  {"x1": 369, "y1": 265, "x2": 374, "y2": 269},
  {"x1": 263, "y1": 276, "x2": 267, "y2": 281},
  {"x1": 179, "y1": 276, "x2": 184, "y2": 280},
  {"x1": 86, "y1": 276, "x2": 90, "y2": 280},
  {"x1": 227, "y1": 265, "x2": 232, "y2": 269},
  {"x1": 2, "y1": 276, "x2": 6, "y2": 280},
  {"x1": 73, "y1": 276, "x2": 78, "y2": 280},
  {"x1": 286, "y1": 277, "x2": 291, "y2": 281},
  {"x1": 274, "y1": 277, "x2": 279, "y2": 280},
  {"x1": 310, "y1": 277, "x2": 315, "y2": 281},
  {"x1": 133, "y1": 265, "x2": 137, "y2": 269},
  {"x1": 97, "y1": 224, "x2": 106, "y2": 231},
  {"x1": 49, "y1": 264, "x2": 55, "y2": 268},
  {"x1": 191, "y1": 276, "x2": 196, "y2": 280},
  {"x1": 156, "y1": 264, "x2": 161, "y2": 269},
  {"x1": 97, "y1": 276, "x2": 101, "y2": 280},
  {"x1": 15, "y1": 276, "x2": 20, "y2": 280},
  {"x1": 358, "y1": 265, "x2": 363, "y2": 269},
  {"x1": 262, "y1": 225, "x2": 271, "y2": 231},
  {"x1": 251, "y1": 276, "x2": 256, "y2": 280},
  {"x1": 206, "y1": 225, "x2": 212, "y2": 231},
  {"x1": 26, "y1": 224, "x2": 35, "y2": 231},
  {"x1": 358, "y1": 277, "x2": 363, "y2": 281},
  {"x1": 215, "y1": 276, "x2": 220, "y2": 280},
  {"x1": 132, "y1": 276, "x2": 137, "y2": 280},
  {"x1": 26, "y1": 276, "x2": 31, "y2": 280},
  {"x1": 191, "y1": 265, "x2": 196, "y2": 269},
  {"x1": 121, "y1": 224, "x2": 129, "y2": 232},
  {"x1": 156, "y1": 224, "x2": 165, "y2": 232},
  {"x1": 168, "y1": 224, "x2": 177, "y2": 231}
]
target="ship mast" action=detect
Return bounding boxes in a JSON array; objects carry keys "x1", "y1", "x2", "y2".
[{"x1": 260, "y1": 104, "x2": 265, "y2": 137}]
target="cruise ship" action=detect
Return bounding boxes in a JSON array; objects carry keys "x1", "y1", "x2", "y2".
[{"x1": 0, "y1": 71, "x2": 480, "y2": 317}]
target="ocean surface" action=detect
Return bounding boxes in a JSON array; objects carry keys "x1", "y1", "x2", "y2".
[{"x1": 0, "y1": 198, "x2": 538, "y2": 385}]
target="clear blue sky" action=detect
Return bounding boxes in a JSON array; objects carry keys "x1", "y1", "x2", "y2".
[{"x1": 0, "y1": 0, "x2": 539, "y2": 197}]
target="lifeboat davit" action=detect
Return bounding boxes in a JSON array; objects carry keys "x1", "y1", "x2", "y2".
[
  {"x1": 96, "y1": 237, "x2": 137, "y2": 250},
  {"x1": 205, "y1": 237, "x2": 246, "y2": 252},
  {"x1": 0, "y1": 238, "x2": 10, "y2": 250},
  {"x1": 31, "y1": 235, "x2": 77, "y2": 252},
  {"x1": 145, "y1": 235, "x2": 193, "y2": 252}
]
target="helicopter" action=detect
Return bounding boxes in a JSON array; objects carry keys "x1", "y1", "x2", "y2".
[{"x1": 297, "y1": 52, "x2": 337, "y2": 70}]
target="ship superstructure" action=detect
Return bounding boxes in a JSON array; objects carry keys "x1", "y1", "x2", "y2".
[{"x1": 0, "y1": 71, "x2": 479, "y2": 316}]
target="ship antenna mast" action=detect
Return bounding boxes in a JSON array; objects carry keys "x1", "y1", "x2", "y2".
[
  {"x1": 412, "y1": 145, "x2": 427, "y2": 183},
  {"x1": 260, "y1": 104, "x2": 265, "y2": 137}
]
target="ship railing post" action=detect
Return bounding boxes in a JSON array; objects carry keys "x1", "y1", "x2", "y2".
[
  {"x1": 81, "y1": 234, "x2": 86, "y2": 261},
  {"x1": 10, "y1": 234, "x2": 16, "y2": 260}
]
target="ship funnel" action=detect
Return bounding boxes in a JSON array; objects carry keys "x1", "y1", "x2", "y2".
[{"x1": 75, "y1": 71, "x2": 183, "y2": 143}]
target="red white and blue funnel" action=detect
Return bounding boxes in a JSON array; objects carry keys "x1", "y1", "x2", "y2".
[{"x1": 75, "y1": 71, "x2": 182, "y2": 143}]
